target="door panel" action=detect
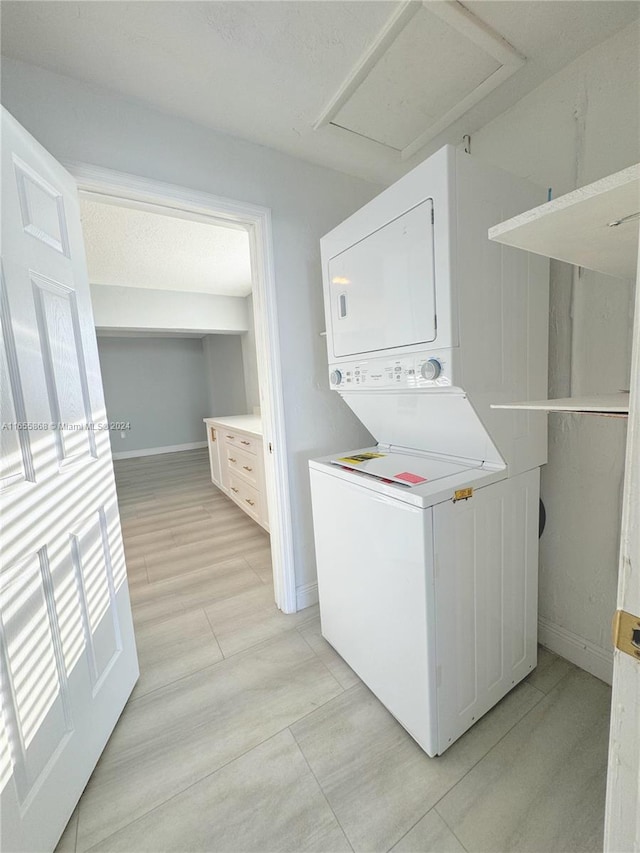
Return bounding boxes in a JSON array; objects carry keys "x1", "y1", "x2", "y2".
[
  {"x1": 0, "y1": 274, "x2": 35, "y2": 489},
  {"x1": 33, "y1": 275, "x2": 97, "y2": 466},
  {"x1": 604, "y1": 252, "x2": 640, "y2": 851},
  {"x1": 13, "y1": 155, "x2": 71, "y2": 257},
  {"x1": 1, "y1": 107, "x2": 138, "y2": 853},
  {"x1": 433, "y1": 470, "x2": 539, "y2": 754},
  {"x1": 70, "y1": 508, "x2": 122, "y2": 684},
  {"x1": 328, "y1": 199, "x2": 436, "y2": 358},
  {"x1": 0, "y1": 550, "x2": 71, "y2": 802}
]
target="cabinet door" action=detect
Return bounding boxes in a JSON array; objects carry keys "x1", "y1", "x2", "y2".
[
  {"x1": 206, "y1": 426, "x2": 222, "y2": 487},
  {"x1": 327, "y1": 199, "x2": 436, "y2": 358}
]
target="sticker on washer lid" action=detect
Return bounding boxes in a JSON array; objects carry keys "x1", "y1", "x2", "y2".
[
  {"x1": 394, "y1": 471, "x2": 428, "y2": 484},
  {"x1": 336, "y1": 452, "x2": 386, "y2": 465}
]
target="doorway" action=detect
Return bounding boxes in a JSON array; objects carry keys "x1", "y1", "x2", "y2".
[{"x1": 68, "y1": 163, "x2": 297, "y2": 614}]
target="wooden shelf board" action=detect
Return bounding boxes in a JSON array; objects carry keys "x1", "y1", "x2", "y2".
[
  {"x1": 489, "y1": 164, "x2": 640, "y2": 280},
  {"x1": 491, "y1": 392, "x2": 630, "y2": 416}
]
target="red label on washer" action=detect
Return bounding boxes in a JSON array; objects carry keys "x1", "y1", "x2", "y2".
[{"x1": 394, "y1": 471, "x2": 427, "y2": 484}]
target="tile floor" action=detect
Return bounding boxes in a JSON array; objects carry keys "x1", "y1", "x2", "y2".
[{"x1": 57, "y1": 448, "x2": 612, "y2": 853}]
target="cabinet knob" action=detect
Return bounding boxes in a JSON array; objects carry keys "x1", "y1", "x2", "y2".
[
  {"x1": 229, "y1": 457, "x2": 237, "y2": 463},
  {"x1": 246, "y1": 499, "x2": 255, "y2": 506},
  {"x1": 231, "y1": 487, "x2": 239, "y2": 493},
  {"x1": 241, "y1": 440, "x2": 250, "y2": 446},
  {"x1": 243, "y1": 465, "x2": 253, "y2": 472}
]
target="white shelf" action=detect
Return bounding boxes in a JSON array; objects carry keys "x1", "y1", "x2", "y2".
[
  {"x1": 489, "y1": 164, "x2": 640, "y2": 279},
  {"x1": 491, "y1": 393, "x2": 629, "y2": 416}
]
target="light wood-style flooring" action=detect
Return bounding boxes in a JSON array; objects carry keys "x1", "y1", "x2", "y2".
[{"x1": 57, "y1": 448, "x2": 611, "y2": 853}]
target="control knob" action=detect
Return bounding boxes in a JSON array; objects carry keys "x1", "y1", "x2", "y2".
[
  {"x1": 330, "y1": 369, "x2": 343, "y2": 386},
  {"x1": 420, "y1": 358, "x2": 442, "y2": 381}
]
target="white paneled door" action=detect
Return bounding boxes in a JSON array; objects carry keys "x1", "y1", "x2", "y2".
[
  {"x1": 0, "y1": 108, "x2": 138, "y2": 852},
  {"x1": 604, "y1": 238, "x2": 640, "y2": 853}
]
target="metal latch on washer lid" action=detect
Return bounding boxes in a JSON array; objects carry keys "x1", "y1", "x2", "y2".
[{"x1": 453, "y1": 487, "x2": 473, "y2": 503}]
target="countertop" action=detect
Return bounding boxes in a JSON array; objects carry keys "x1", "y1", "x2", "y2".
[{"x1": 203, "y1": 414, "x2": 263, "y2": 437}]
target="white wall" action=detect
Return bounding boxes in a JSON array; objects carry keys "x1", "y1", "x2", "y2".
[
  {"x1": 241, "y1": 294, "x2": 260, "y2": 413},
  {"x1": 202, "y1": 334, "x2": 248, "y2": 417},
  {"x1": 0, "y1": 57, "x2": 378, "y2": 598},
  {"x1": 97, "y1": 336, "x2": 209, "y2": 455},
  {"x1": 471, "y1": 21, "x2": 639, "y2": 680},
  {"x1": 91, "y1": 283, "x2": 248, "y2": 334}
]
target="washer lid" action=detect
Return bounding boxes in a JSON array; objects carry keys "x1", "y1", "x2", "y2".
[
  {"x1": 339, "y1": 388, "x2": 504, "y2": 466},
  {"x1": 309, "y1": 447, "x2": 505, "y2": 508},
  {"x1": 329, "y1": 449, "x2": 479, "y2": 487}
]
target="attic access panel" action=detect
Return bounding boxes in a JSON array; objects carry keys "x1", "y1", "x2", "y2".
[{"x1": 316, "y1": 1, "x2": 524, "y2": 159}]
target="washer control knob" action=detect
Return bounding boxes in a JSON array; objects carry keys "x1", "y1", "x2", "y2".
[
  {"x1": 421, "y1": 358, "x2": 442, "y2": 381},
  {"x1": 330, "y1": 369, "x2": 343, "y2": 386}
]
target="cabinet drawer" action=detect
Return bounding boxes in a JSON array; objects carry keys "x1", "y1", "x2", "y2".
[
  {"x1": 222, "y1": 430, "x2": 257, "y2": 454},
  {"x1": 225, "y1": 446, "x2": 259, "y2": 487},
  {"x1": 228, "y1": 475, "x2": 261, "y2": 522}
]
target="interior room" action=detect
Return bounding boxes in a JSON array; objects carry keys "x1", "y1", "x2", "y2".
[
  {"x1": 81, "y1": 197, "x2": 258, "y2": 441},
  {"x1": 1, "y1": 2, "x2": 638, "y2": 853},
  {"x1": 80, "y1": 198, "x2": 289, "y2": 687}
]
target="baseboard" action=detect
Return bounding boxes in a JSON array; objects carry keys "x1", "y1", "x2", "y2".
[
  {"x1": 296, "y1": 582, "x2": 319, "y2": 611},
  {"x1": 112, "y1": 441, "x2": 207, "y2": 460},
  {"x1": 538, "y1": 617, "x2": 613, "y2": 685}
]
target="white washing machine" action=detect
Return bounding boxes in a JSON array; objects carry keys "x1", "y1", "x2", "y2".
[{"x1": 310, "y1": 145, "x2": 550, "y2": 755}]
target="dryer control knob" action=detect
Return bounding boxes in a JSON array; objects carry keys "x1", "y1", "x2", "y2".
[
  {"x1": 330, "y1": 369, "x2": 343, "y2": 386},
  {"x1": 421, "y1": 359, "x2": 442, "y2": 381}
]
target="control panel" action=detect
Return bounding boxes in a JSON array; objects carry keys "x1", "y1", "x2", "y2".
[{"x1": 329, "y1": 351, "x2": 454, "y2": 390}]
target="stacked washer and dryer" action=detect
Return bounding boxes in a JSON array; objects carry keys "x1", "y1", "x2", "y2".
[{"x1": 309, "y1": 145, "x2": 549, "y2": 757}]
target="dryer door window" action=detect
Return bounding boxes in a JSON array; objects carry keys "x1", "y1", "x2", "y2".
[{"x1": 328, "y1": 199, "x2": 436, "y2": 358}]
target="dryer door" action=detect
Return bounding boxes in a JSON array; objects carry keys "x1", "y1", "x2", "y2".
[{"x1": 328, "y1": 198, "x2": 436, "y2": 358}]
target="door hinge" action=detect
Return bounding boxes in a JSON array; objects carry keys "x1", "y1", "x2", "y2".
[{"x1": 612, "y1": 609, "x2": 640, "y2": 661}]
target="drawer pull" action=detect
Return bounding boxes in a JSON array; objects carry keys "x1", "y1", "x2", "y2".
[
  {"x1": 241, "y1": 440, "x2": 251, "y2": 446},
  {"x1": 243, "y1": 465, "x2": 253, "y2": 472},
  {"x1": 229, "y1": 457, "x2": 237, "y2": 463},
  {"x1": 245, "y1": 499, "x2": 255, "y2": 506},
  {"x1": 226, "y1": 434, "x2": 234, "y2": 439},
  {"x1": 231, "y1": 487, "x2": 239, "y2": 493}
]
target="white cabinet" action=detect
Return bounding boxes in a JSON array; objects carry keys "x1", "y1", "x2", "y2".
[{"x1": 203, "y1": 416, "x2": 269, "y2": 532}]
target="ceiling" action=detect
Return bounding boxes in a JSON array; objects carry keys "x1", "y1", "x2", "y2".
[
  {"x1": 2, "y1": 1, "x2": 639, "y2": 183},
  {"x1": 80, "y1": 198, "x2": 253, "y2": 296}
]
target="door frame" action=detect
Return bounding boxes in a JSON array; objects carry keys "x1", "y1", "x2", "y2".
[{"x1": 65, "y1": 162, "x2": 297, "y2": 614}]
